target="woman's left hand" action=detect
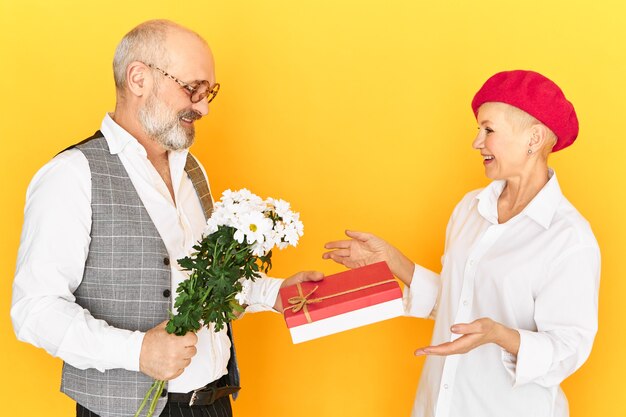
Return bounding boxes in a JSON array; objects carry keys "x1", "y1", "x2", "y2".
[{"x1": 414, "y1": 318, "x2": 520, "y2": 356}]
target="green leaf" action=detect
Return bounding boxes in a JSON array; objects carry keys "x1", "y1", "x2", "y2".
[{"x1": 165, "y1": 224, "x2": 283, "y2": 335}]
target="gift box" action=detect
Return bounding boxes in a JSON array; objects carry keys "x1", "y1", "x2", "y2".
[{"x1": 280, "y1": 261, "x2": 404, "y2": 343}]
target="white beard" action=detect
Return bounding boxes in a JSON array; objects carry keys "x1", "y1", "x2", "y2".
[{"x1": 138, "y1": 91, "x2": 196, "y2": 151}]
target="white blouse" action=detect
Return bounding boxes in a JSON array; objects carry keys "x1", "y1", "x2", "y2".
[{"x1": 404, "y1": 171, "x2": 600, "y2": 417}]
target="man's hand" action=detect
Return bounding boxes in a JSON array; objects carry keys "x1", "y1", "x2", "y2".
[
  {"x1": 274, "y1": 270, "x2": 324, "y2": 311},
  {"x1": 414, "y1": 318, "x2": 521, "y2": 357},
  {"x1": 139, "y1": 321, "x2": 198, "y2": 380},
  {"x1": 323, "y1": 230, "x2": 415, "y2": 284}
]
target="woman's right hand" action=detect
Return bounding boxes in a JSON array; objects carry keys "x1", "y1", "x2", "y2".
[{"x1": 323, "y1": 230, "x2": 415, "y2": 285}]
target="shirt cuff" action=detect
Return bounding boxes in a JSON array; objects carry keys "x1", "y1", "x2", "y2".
[
  {"x1": 403, "y1": 264, "x2": 439, "y2": 318},
  {"x1": 508, "y1": 329, "x2": 554, "y2": 387},
  {"x1": 125, "y1": 331, "x2": 145, "y2": 372},
  {"x1": 500, "y1": 348, "x2": 517, "y2": 384},
  {"x1": 242, "y1": 276, "x2": 282, "y2": 313}
]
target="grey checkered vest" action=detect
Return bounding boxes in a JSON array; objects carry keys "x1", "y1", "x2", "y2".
[{"x1": 59, "y1": 133, "x2": 212, "y2": 417}]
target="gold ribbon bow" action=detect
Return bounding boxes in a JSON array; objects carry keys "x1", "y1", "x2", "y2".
[
  {"x1": 287, "y1": 286, "x2": 322, "y2": 313},
  {"x1": 283, "y1": 279, "x2": 396, "y2": 323}
]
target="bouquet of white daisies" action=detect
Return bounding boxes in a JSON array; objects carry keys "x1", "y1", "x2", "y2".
[
  {"x1": 167, "y1": 188, "x2": 304, "y2": 335},
  {"x1": 137, "y1": 188, "x2": 303, "y2": 417}
]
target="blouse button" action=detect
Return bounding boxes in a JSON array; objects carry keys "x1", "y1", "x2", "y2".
[
  {"x1": 163, "y1": 289, "x2": 171, "y2": 298},
  {"x1": 163, "y1": 257, "x2": 170, "y2": 266}
]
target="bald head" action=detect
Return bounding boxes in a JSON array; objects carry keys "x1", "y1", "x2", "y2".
[{"x1": 112, "y1": 19, "x2": 211, "y2": 92}]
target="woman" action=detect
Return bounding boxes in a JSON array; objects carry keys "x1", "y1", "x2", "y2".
[{"x1": 323, "y1": 70, "x2": 600, "y2": 417}]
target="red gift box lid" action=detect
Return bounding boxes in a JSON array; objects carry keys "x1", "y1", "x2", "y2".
[{"x1": 280, "y1": 261, "x2": 402, "y2": 328}]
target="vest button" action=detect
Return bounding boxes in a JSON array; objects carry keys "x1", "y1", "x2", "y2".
[
  {"x1": 163, "y1": 289, "x2": 171, "y2": 298},
  {"x1": 163, "y1": 257, "x2": 170, "y2": 266},
  {"x1": 161, "y1": 389, "x2": 168, "y2": 397}
]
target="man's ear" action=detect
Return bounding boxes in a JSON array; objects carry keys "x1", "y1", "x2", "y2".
[{"x1": 126, "y1": 61, "x2": 149, "y2": 98}]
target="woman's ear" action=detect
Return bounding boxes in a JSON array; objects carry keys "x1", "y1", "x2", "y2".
[
  {"x1": 528, "y1": 124, "x2": 555, "y2": 155},
  {"x1": 528, "y1": 123, "x2": 556, "y2": 158}
]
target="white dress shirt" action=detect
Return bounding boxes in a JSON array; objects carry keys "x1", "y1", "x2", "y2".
[
  {"x1": 404, "y1": 171, "x2": 600, "y2": 417},
  {"x1": 11, "y1": 114, "x2": 283, "y2": 393}
]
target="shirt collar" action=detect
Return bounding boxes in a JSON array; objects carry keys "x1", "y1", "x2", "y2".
[
  {"x1": 100, "y1": 113, "x2": 147, "y2": 156},
  {"x1": 100, "y1": 113, "x2": 189, "y2": 160},
  {"x1": 474, "y1": 169, "x2": 563, "y2": 229},
  {"x1": 100, "y1": 114, "x2": 191, "y2": 194}
]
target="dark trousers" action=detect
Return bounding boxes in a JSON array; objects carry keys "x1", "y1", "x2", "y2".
[{"x1": 76, "y1": 394, "x2": 233, "y2": 417}]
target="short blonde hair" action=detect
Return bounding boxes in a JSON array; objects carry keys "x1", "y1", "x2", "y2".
[{"x1": 505, "y1": 104, "x2": 557, "y2": 156}]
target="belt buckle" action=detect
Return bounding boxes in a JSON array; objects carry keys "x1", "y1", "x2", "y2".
[
  {"x1": 189, "y1": 386, "x2": 217, "y2": 406},
  {"x1": 189, "y1": 391, "x2": 198, "y2": 407}
]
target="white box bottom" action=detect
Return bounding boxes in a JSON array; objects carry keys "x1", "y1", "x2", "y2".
[{"x1": 289, "y1": 298, "x2": 404, "y2": 344}]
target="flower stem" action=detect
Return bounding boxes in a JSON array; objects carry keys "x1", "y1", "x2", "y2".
[
  {"x1": 134, "y1": 380, "x2": 158, "y2": 417},
  {"x1": 147, "y1": 380, "x2": 165, "y2": 417}
]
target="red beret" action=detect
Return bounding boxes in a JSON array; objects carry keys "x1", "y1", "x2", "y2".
[{"x1": 471, "y1": 70, "x2": 579, "y2": 152}]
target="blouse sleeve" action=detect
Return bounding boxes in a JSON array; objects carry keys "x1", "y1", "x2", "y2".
[
  {"x1": 403, "y1": 265, "x2": 440, "y2": 318},
  {"x1": 502, "y1": 244, "x2": 600, "y2": 387}
]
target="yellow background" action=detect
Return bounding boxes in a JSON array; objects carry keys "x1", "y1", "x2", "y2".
[{"x1": 1, "y1": 1, "x2": 624, "y2": 416}]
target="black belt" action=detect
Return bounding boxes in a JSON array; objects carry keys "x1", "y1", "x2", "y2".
[{"x1": 168, "y1": 380, "x2": 241, "y2": 406}]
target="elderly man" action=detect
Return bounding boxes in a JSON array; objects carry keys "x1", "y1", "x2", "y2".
[{"x1": 11, "y1": 20, "x2": 320, "y2": 417}]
